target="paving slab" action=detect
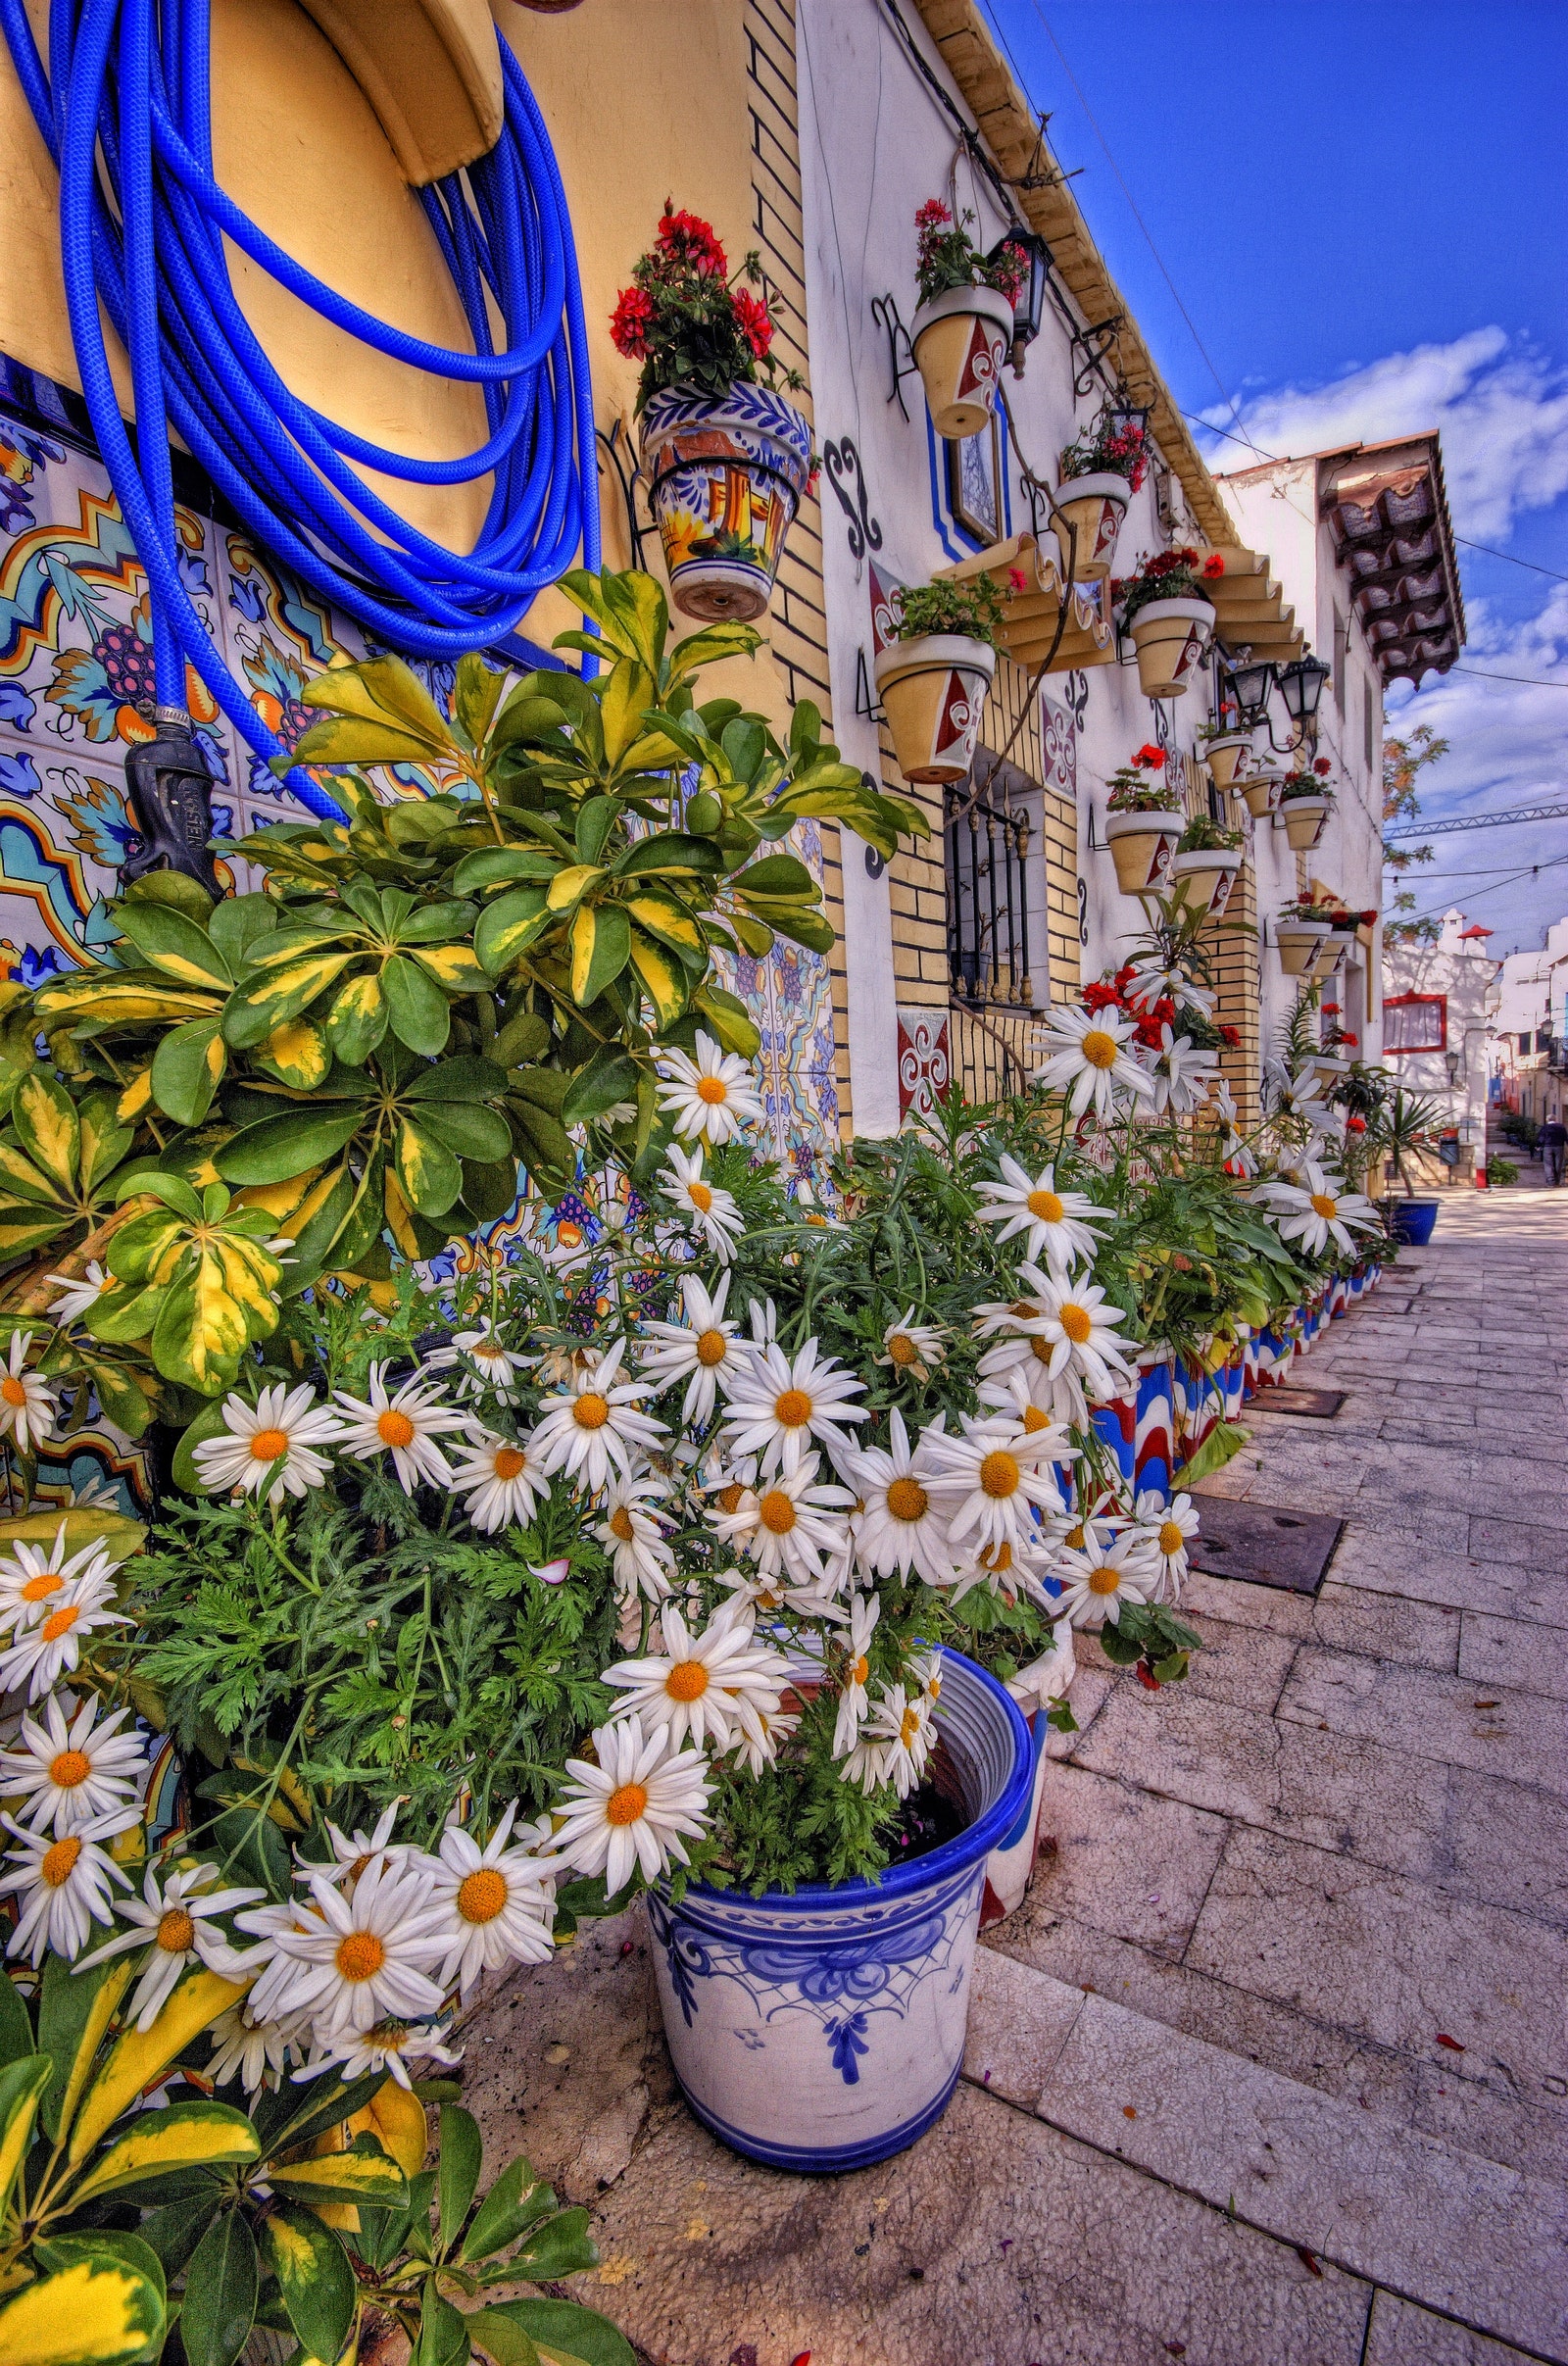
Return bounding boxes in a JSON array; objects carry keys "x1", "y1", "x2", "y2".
[
  {"x1": 1460, "y1": 1608, "x2": 1568, "y2": 1698},
  {"x1": 1277, "y1": 1647, "x2": 1568, "y2": 1795},
  {"x1": 1363, "y1": 2292, "x2": 1544, "y2": 2366},
  {"x1": 1024, "y1": 1759, "x2": 1231, "y2": 1955}
]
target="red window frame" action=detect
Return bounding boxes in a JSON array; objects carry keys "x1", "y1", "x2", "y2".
[{"x1": 1384, "y1": 993, "x2": 1447, "y2": 1053}]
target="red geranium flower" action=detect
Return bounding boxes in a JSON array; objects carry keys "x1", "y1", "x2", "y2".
[
  {"x1": 656, "y1": 209, "x2": 727, "y2": 276},
  {"x1": 1313, "y1": 756, "x2": 1333, "y2": 776},
  {"x1": 1219, "y1": 1024, "x2": 1241, "y2": 1047},
  {"x1": 1007, "y1": 565, "x2": 1029, "y2": 591},
  {"x1": 610, "y1": 286, "x2": 656, "y2": 360},
  {"x1": 1346, "y1": 1113, "x2": 1366, "y2": 1132},
  {"x1": 731, "y1": 287, "x2": 775, "y2": 360},
  {"x1": 914, "y1": 198, "x2": 953, "y2": 231},
  {"x1": 1083, "y1": 981, "x2": 1123, "y2": 1011},
  {"x1": 1133, "y1": 744, "x2": 1165, "y2": 768},
  {"x1": 1113, "y1": 961, "x2": 1138, "y2": 992},
  {"x1": 1202, "y1": 554, "x2": 1226, "y2": 579}
]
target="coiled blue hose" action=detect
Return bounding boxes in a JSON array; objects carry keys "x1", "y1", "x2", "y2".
[{"x1": 0, "y1": 0, "x2": 599, "y2": 822}]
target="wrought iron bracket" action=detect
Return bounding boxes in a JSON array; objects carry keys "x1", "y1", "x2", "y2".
[
  {"x1": 871, "y1": 293, "x2": 921, "y2": 420},
  {"x1": 595, "y1": 419, "x2": 654, "y2": 569},
  {"x1": 1071, "y1": 314, "x2": 1124, "y2": 400},
  {"x1": 821, "y1": 437, "x2": 883, "y2": 564},
  {"x1": 855, "y1": 648, "x2": 885, "y2": 723}
]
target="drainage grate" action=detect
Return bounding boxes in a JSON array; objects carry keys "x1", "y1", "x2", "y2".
[
  {"x1": 1189, "y1": 1498, "x2": 1344, "y2": 1595},
  {"x1": 1262, "y1": 1387, "x2": 1346, "y2": 1420}
]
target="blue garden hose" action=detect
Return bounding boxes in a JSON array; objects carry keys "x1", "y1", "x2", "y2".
[{"x1": 0, "y1": 0, "x2": 598, "y2": 824}]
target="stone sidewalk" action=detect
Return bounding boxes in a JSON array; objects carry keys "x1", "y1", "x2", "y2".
[{"x1": 466, "y1": 1190, "x2": 1568, "y2": 2366}]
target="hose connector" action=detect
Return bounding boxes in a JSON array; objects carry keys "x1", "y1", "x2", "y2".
[{"x1": 122, "y1": 715, "x2": 222, "y2": 898}]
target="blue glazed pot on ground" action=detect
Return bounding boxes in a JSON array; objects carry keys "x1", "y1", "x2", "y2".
[
  {"x1": 1390, "y1": 1200, "x2": 1439, "y2": 1247},
  {"x1": 646, "y1": 1651, "x2": 1032, "y2": 2173}
]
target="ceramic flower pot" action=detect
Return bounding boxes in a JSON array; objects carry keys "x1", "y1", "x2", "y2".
[
  {"x1": 1091, "y1": 1390, "x2": 1138, "y2": 1489},
  {"x1": 647, "y1": 1651, "x2": 1032, "y2": 2172},
  {"x1": 1052, "y1": 470, "x2": 1130, "y2": 582},
  {"x1": 1239, "y1": 767, "x2": 1283, "y2": 820},
  {"x1": 1390, "y1": 1199, "x2": 1439, "y2": 1247},
  {"x1": 640, "y1": 381, "x2": 812, "y2": 623},
  {"x1": 875, "y1": 633, "x2": 997, "y2": 785},
  {"x1": 1134, "y1": 1355, "x2": 1176, "y2": 1499},
  {"x1": 1201, "y1": 733, "x2": 1253, "y2": 792},
  {"x1": 1127, "y1": 596, "x2": 1215, "y2": 699},
  {"x1": 1220, "y1": 1351, "x2": 1248, "y2": 1420},
  {"x1": 1275, "y1": 920, "x2": 1331, "y2": 976},
  {"x1": 1105, "y1": 806, "x2": 1183, "y2": 895},
  {"x1": 1279, "y1": 793, "x2": 1331, "y2": 851},
  {"x1": 910, "y1": 285, "x2": 1015, "y2": 439},
  {"x1": 984, "y1": 1625, "x2": 1076, "y2": 1929},
  {"x1": 1169, "y1": 848, "x2": 1242, "y2": 918}
]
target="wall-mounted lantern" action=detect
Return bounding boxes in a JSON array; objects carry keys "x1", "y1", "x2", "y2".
[{"x1": 988, "y1": 230, "x2": 1052, "y2": 376}]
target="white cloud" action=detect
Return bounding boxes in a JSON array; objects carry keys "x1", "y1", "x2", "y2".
[{"x1": 1201, "y1": 327, "x2": 1568, "y2": 543}]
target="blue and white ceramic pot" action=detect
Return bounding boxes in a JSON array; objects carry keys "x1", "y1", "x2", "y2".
[
  {"x1": 646, "y1": 1651, "x2": 1032, "y2": 2173},
  {"x1": 640, "y1": 380, "x2": 812, "y2": 623}
]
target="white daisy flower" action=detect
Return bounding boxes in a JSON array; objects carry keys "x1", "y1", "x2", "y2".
[
  {"x1": 593, "y1": 1473, "x2": 676, "y2": 1602},
  {"x1": 74, "y1": 1860, "x2": 264, "y2": 2031},
  {"x1": 1143, "y1": 1025, "x2": 1220, "y2": 1117},
  {"x1": 728, "y1": 1698, "x2": 800, "y2": 1778},
  {"x1": 0, "y1": 1692, "x2": 147, "y2": 1834},
  {"x1": 986, "y1": 1263, "x2": 1136, "y2": 1403},
  {"x1": 601, "y1": 1602, "x2": 790, "y2": 1753},
  {"x1": 1255, "y1": 1161, "x2": 1379, "y2": 1258},
  {"x1": 639, "y1": 1272, "x2": 744, "y2": 1429},
  {"x1": 974, "y1": 1322, "x2": 1091, "y2": 1429},
  {"x1": 47, "y1": 1262, "x2": 110, "y2": 1325},
  {"x1": 1214, "y1": 1080, "x2": 1258, "y2": 1177},
  {"x1": 659, "y1": 1144, "x2": 745, "y2": 1262},
  {"x1": 860, "y1": 1682, "x2": 935, "y2": 1799},
  {"x1": 333, "y1": 1363, "x2": 468, "y2": 1493},
  {"x1": 193, "y1": 1382, "x2": 344, "y2": 1507},
  {"x1": 553, "y1": 1711, "x2": 712, "y2": 1896},
  {"x1": 708, "y1": 1454, "x2": 856, "y2": 1590},
  {"x1": 712, "y1": 1561, "x2": 849, "y2": 1626},
  {"x1": 946, "y1": 1528, "x2": 1062, "y2": 1606},
  {"x1": 0, "y1": 1332, "x2": 55, "y2": 1454},
  {"x1": 531, "y1": 1341, "x2": 666, "y2": 1497},
  {"x1": 1055, "y1": 1527, "x2": 1156, "y2": 1628},
  {"x1": 657, "y1": 1032, "x2": 765, "y2": 1147},
  {"x1": 0, "y1": 1807, "x2": 133, "y2": 1964},
  {"x1": 309, "y1": 1802, "x2": 412, "y2": 1890},
  {"x1": 429, "y1": 1329, "x2": 530, "y2": 1401},
  {"x1": 837, "y1": 1731, "x2": 893, "y2": 1796},
  {"x1": 206, "y1": 1999, "x2": 308, "y2": 2095},
  {"x1": 1123, "y1": 958, "x2": 1214, "y2": 1018},
  {"x1": 720, "y1": 1336, "x2": 868, "y2": 1478},
  {"x1": 916, "y1": 1415, "x2": 1070, "y2": 1558},
  {"x1": 872, "y1": 1308, "x2": 948, "y2": 1385},
  {"x1": 832, "y1": 1592, "x2": 879, "y2": 1757},
  {"x1": 249, "y1": 1855, "x2": 448, "y2": 2043},
  {"x1": 421, "y1": 1800, "x2": 557, "y2": 1999},
  {"x1": 850, "y1": 1409, "x2": 955, "y2": 1589},
  {"x1": 972, "y1": 1157, "x2": 1110, "y2": 1274},
  {"x1": 1133, "y1": 1488, "x2": 1200, "y2": 1601},
  {"x1": 450, "y1": 1430, "x2": 547, "y2": 1535},
  {"x1": 1032, "y1": 1003, "x2": 1154, "y2": 1118},
  {"x1": 303, "y1": 2015, "x2": 463, "y2": 2093},
  {"x1": 0, "y1": 1526, "x2": 122, "y2": 1636},
  {"x1": 0, "y1": 1565, "x2": 130, "y2": 1702}
]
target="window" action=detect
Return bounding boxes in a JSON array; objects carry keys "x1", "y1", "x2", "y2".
[
  {"x1": 945, "y1": 415, "x2": 1003, "y2": 546},
  {"x1": 1521, "y1": 1032, "x2": 1534, "y2": 1054},
  {"x1": 1332, "y1": 610, "x2": 1348, "y2": 714},
  {"x1": 1363, "y1": 675, "x2": 1376, "y2": 772},
  {"x1": 1384, "y1": 994, "x2": 1446, "y2": 1053}
]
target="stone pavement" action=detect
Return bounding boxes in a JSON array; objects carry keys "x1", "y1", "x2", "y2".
[{"x1": 465, "y1": 1189, "x2": 1568, "y2": 2366}]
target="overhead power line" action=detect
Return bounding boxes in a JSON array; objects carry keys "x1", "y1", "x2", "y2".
[{"x1": 1385, "y1": 801, "x2": 1568, "y2": 841}]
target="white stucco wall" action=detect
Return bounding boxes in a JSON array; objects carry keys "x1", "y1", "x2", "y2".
[{"x1": 1383, "y1": 909, "x2": 1499, "y2": 1150}]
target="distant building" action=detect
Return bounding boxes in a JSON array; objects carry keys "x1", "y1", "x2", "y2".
[
  {"x1": 1489, "y1": 919, "x2": 1568, "y2": 1128},
  {"x1": 1382, "y1": 908, "x2": 1500, "y2": 1181}
]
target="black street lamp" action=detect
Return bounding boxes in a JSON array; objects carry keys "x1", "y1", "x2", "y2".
[
  {"x1": 1224, "y1": 657, "x2": 1275, "y2": 727},
  {"x1": 1106, "y1": 395, "x2": 1152, "y2": 444},
  {"x1": 990, "y1": 230, "x2": 1052, "y2": 376},
  {"x1": 1278, "y1": 651, "x2": 1331, "y2": 731}
]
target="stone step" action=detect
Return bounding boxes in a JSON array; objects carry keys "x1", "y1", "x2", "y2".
[{"x1": 962, "y1": 1946, "x2": 1568, "y2": 2362}]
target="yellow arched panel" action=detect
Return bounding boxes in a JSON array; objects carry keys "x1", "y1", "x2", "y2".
[{"x1": 295, "y1": 0, "x2": 503, "y2": 184}]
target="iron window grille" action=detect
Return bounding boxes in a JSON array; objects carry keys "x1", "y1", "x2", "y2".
[{"x1": 947, "y1": 744, "x2": 1035, "y2": 1009}]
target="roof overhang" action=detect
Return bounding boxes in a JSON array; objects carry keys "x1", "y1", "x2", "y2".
[{"x1": 1318, "y1": 436, "x2": 1466, "y2": 688}]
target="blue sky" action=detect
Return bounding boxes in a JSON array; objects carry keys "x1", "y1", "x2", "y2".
[{"x1": 983, "y1": 0, "x2": 1568, "y2": 954}]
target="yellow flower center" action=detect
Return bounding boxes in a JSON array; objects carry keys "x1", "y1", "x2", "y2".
[
  {"x1": 687, "y1": 1181, "x2": 713, "y2": 1212},
  {"x1": 609, "y1": 1507, "x2": 636, "y2": 1542},
  {"x1": 1064, "y1": 1525, "x2": 1085, "y2": 1551},
  {"x1": 41, "y1": 1835, "x2": 80, "y2": 1888},
  {"x1": 0, "y1": 1377, "x2": 27, "y2": 1408},
  {"x1": 900, "y1": 1706, "x2": 921, "y2": 1748},
  {"x1": 493, "y1": 1447, "x2": 527, "y2": 1480},
  {"x1": 606, "y1": 1781, "x2": 648, "y2": 1826},
  {"x1": 696, "y1": 1329, "x2": 728, "y2": 1368},
  {"x1": 1310, "y1": 1192, "x2": 1338, "y2": 1220},
  {"x1": 852, "y1": 1654, "x2": 869, "y2": 1687},
  {"x1": 927, "y1": 1674, "x2": 942, "y2": 1700},
  {"x1": 1158, "y1": 1521, "x2": 1187, "y2": 1556},
  {"x1": 249, "y1": 1427, "x2": 290, "y2": 1462},
  {"x1": 157, "y1": 1908, "x2": 195, "y2": 1954},
  {"x1": 886, "y1": 1332, "x2": 919, "y2": 1368},
  {"x1": 1021, "y1": 1405, "x2": 1050, "y2": 1434},
  {"x1": 980, "y1": 1541, "x2": 1015, "y2": 1572},
  {"x1": 886, "y1": 1476, "x2": 929, "y2": 1523},
  {"x1": 48, "y1": 1749, "x2": 91, "y2": 1789},
  {"x1": 376, "y1": 1409, "x2": 416, "y2": 1450},
  {"x1": 20, "y1": 1571, "x2": 62, "y2": 1602},
  {"x1": 1031, "y1": 1337, "x2": 1054, "y2": 1366},
  {"x1": 717, "y1": 1483, "x2": 746, "y2": 1515},
  {"x1": 773, "y1": 1388, "x2": 812, "y2": 1428},
  {"x1": 457, "y1": 1868, "x2": 509, "y2": 1925},
  {"x1": 758, "y1": 1489, "x2": 797, "y2": 1535},
  {"x1": 1088, "y1": 1565, "x2": 1122, "y2": 1596},
  {"x1": 1059, "y1": 1304, "x2": 1094, "y2": 1345},
  {"x1": 40, "y1": 1605, "x2": 79, "y2": 1643},
  {"x1": 665, "y1": 1660, "x2": 710, "y2": 1702},
  {"x1": 572, "y1": 1392, "x2": 611, "y2": 1430},
  {"x1": 979, "y1": 1451, "x2": 1020, "y2": 1499},
  {"x1": 696, "y1": 1076, "x2": 728, "y2": 1106},
  {"x1": 1081, "y1": 1029, "x2": 1119, "y2": 1071},
  {"x1": 335, "y1": 1931, "x2": 387, "y2": 1982},
  {"x1": 1027, "y1": 1189, "x2": 1064, "y2": 1223}
]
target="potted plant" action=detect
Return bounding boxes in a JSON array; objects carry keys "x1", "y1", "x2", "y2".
[
  {"x1": 1113, "y1": 548, "x2": 1225, "y2": 698},
  {"x1": 1371, "y1": 1084, "x2": 1446, "y2": 1243},
  {"x1": 1170, "y1": 814, "x2": 1245, "y2": 917},
  {"x1": 1237, "y1": 763, "x2": 1285, "y2": 819},
  {"x1": 909, "y1": 200, "x2": 1025, "y2": 438},
  {"x1": 1053, "y1": 405, "x2": 1149, "y2": 582},
  {"x1": 1274, "y1": 901, "x2": 1333, "y2": 976},
  {"x1": 1103, "y1": 744, "x2": 1185, "y2": 895},
  {"x1": 613, "y1": 207, "x2": 812, "y2": 621},
  {"x1": 875, "y1": 573, "x2": 1004, "y2": 785},
  {"x1": 1275, "y1": 758, "x2": 1335, "y2": 850},
  {"x1": 1197, "y1": 714, "x2": 1254, "y2": 793}
]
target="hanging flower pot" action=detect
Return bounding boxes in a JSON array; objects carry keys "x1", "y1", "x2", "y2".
[
  {"x1": 1128, "y1": 596, "x2": 1216, "y2": 699},
  {"x1": 1238, "y1": 766, "x2": 1283, "y2": 820},
  {"x1": 640, "y1": 381, "x2": 812, "y2": 623},
  {"x1": 1275, "y1": 919, "x2": 1331, "y2": 975},
  {"x1": 906, "y1": 284, "x2": 1013, "y2": 439},
  {"x1": 1105, "y1": 806, "x2": 1183, "y2": 895},
  {"x1": 647, "y1": 1651, "x2": 1032, "y2": 2171},
  {"x1": 875, "y1": 635, "x2": 996, "y2": 786},
  {"x1": 1200, "y1": 731, "x2": 1253, "y2": 792},
  {"x1": 1170, "y1": 847, "x2": 1243, "y2": 917},
  {"x1": 1052, "y1": 471, "x2": 1129, "y2": 581},
  {"x1": 1278, "y1": 792, "x2": 1331, "y2": 851}
]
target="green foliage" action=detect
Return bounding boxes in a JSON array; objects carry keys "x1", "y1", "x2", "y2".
[
  {"x1": 890, "y1": 572, "x2": 1007, "y2": 648},
  {"x1": 1176, "y1": 816, "x2": 1244, "y2": 852}
]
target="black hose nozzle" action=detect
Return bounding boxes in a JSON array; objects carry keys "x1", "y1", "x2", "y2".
[{"x1": 122, "y1": 711, "x2": 222, "y2": 897}]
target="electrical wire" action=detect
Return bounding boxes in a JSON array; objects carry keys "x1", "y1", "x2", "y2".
[{"x1": 0, "y1": 0, "x2": 599, "y2": 823}]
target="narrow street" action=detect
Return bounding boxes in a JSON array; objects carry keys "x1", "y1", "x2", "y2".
[{"x1": 468, "y1": 1192, "x2": 1568, "y2": 2365}]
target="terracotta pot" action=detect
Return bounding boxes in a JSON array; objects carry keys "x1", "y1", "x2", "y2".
[
  {"x1": 910, "y1": 285, "x2": 1014, "y2": 439},
  {"x1": 1200, "y1": 732, "x2": 1253, "y2": 791},
  {"x1": 1104, "y1": 806, "x2": 1183, "y2": 896},
  {"x1": 874, "y1": 633, "x2": 997, "y2": 785},
  {"x1": 1169, "y1": 847, "x2": 1243, "y2": 917},
  {"x1": 1278, "y1": 793, "x2": 1331, "y2": 851},
  {"x1": 1238, "y1": 767, "x2": 1283, "y2": 819},
  {"x1": 1127, "y1": 596, "x2": 1215, "y2": 698},
  {"x1": 1051, "y1": 470, "x2": 1130, "y2": 581},
  {"x1": 1275, "y1": 920, "x2": 1331, "y2": 976},
  {"x1": 640, "y1": 380, "x2": 812, "y2": 623}
]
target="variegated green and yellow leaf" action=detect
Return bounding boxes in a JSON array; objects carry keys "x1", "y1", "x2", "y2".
[
  {"x1": 78, "y1": 1097, "x2": 133, "y2": 1194},
  {"x1": 12, "y1": 1072, "x2": 79, "y2": 1195},
  {"x1": 150, "y1": 1016, "x2": 226, "y2": 1130},
  {"x1": 69, "y1": 1969, "x2": 249, "y2": 2162},
  {"x1": 113, "y1": 1067, "x2": 154, "y2": 1125},
  {"x1": 412, "y1": 942, "x2": 492, "y2": 995},
  {"x1": 324, "y1": 968, "x2": 387, "y2": 1065},
  {"x1": 267, "y1": 2141, "x2": 409, "y2": 2210},
  {"x1": 545, "y1": 863, "x2": 607, "y2": 914},
  {"x1": 395, "y1": 1118, "x2": 463, "y2": 1219},
  {"x1": 258, "y1": 1018, "x2": 331, "y2": 1091},
  {"x1": 34, "y1": 976, "x2": 219, "y2": 1029},
  {"x1": 0, "y1": 2244, "x2": 165, "y2": 2366},
  {"x1": 626, "y1": 926, "x2": 688, "y2": 1029},
  {"x1": 112, "y1": 904, "x2": 233, "y2": 992},
  {"x1": 0, "y1": 1144, "x2": 66, "y2": 1207},
  {"x1": 221, "y1": 953, "x2": 355, "y2": 1050},
  {"x1": 568, "y1": 904, "x2": 630, "y2": 1008},
  {"x1": 622, "y1": 889, "x2": 703, "y2": 956},
  {"x1": 473, "y1": 887, "x2": 552, "y2": 978},
  {"x1": 0, "y1": 2056, "x2": 52, "y2": 2214},
  {"x1": 71, "y1": 2099, "x2": 259, "y2": 2204},
  {"x1": 0, "y1": 1201, "x2": 72, "y2": 1257}
]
